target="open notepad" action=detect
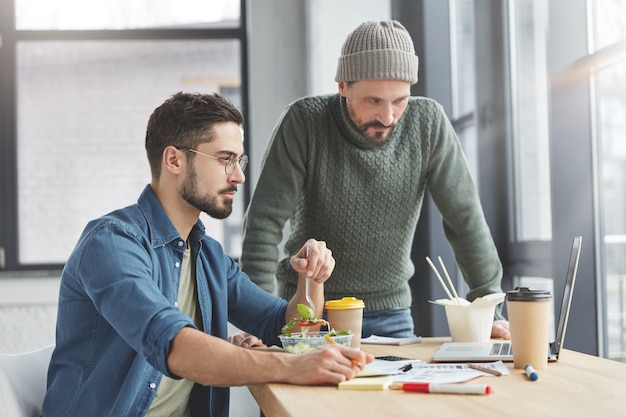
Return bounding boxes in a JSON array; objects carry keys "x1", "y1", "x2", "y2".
[{"x1": 338, "y1": 358, "x2": 508, "y2": 390}]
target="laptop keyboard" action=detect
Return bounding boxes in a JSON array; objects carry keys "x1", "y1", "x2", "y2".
[{"x1": 489, "y1": 342, "x2": 512, "y2": 356}]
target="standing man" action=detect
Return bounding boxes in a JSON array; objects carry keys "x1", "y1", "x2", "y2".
[
  {"x1": 42, "y1": 92, "x2": 371, "y2": 417},
  {"x1": 241, "y1": 20, "x2": 510, "y2": 339}
]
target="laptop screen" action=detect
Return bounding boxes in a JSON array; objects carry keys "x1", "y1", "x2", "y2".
[{"x1": 553, "y1": 236, "x2": 582, "y2": 353}]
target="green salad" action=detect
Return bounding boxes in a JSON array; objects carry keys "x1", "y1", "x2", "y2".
[{"x1": 281, "y1": 304, "x2": 351, "y2": 337}]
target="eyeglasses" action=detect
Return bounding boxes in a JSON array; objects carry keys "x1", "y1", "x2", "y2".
[{"x1": 177, "y1": 146, "x2": 248, "y2": 175}]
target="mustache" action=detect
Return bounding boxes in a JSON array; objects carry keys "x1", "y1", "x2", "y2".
[
  {"x1": 220, "y1": 186, "x2": 238, "y2": 193},
  {"x1": 362, "y1": 121, "x2": 394, "y2": 130}
]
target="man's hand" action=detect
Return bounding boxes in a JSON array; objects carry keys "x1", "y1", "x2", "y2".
[
  {"x1": 491, "y1": 320, "x2": 511, "y2": 339},
  {"x1": 228, "y1": 331, "x2": 265, "y2": 348},
  {"x1": 282, "y1": 345, "x2": 374, "y2": 385},
  {"x1": 290, "y1": 239, "x2": 335, "y2": 284}
]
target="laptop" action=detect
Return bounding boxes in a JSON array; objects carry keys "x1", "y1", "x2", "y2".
[{"x1": 432, "y1": 235, "x2": 582, "y2": 362}]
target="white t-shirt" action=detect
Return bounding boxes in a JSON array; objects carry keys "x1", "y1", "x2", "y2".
[{"x1": 146, "y1": 246, "x2": 201, "y2": 417}]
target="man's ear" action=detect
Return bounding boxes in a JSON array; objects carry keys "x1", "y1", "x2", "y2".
[
  {"x1": 163, "y1": 146, "x2": 184, "y2": 174},
  {"x1": 338, "y1": 81, "x2": 347, "y2": 97}
]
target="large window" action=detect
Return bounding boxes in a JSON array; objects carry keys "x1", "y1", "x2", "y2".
[
  {"x1": 505, "y1": 0, "x2": 556, "y2": 338},
  {"x1": 509, "y1": 0, "x2": 552, "y2": 242},
  {"x1": 448, "y1": 0, "x2": 477, "y2": 298},
  {"x1": 450, "y1": 0, "x2": 478, "y2": 181},
  {"x1": 440, "y1": 0, "x2": 626, "y2": 360},
  {"x1": 591, "y1": 0, "x2": 626, "y2": 362},
  {"x1": 0, "y1": 0, "x2": 247, "y2": 271},
  {"x1": 15, "y1": 0, "x2": 241, "y2": 30}
]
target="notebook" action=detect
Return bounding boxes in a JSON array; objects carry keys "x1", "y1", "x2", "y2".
[{"x1": 432, "y1": 236, "x2": 582, "y2": 362}]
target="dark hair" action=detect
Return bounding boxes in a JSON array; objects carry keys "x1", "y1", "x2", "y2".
[{"x1": 145, "y1": 92, "x2": 244, "y2": 179}]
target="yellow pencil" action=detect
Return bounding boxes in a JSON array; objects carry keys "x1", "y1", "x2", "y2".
[{"x1": 324, "y1": 334, "x2": 361, "y2": 367}]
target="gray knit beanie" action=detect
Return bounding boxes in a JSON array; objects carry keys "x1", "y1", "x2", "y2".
[{"x1": 335, "y1": 20, "x2": 419, "y2": 84}]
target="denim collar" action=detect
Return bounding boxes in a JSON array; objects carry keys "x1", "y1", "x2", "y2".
[{"x1": 136, "y1": 184, "x2": 206, "y2": 249}]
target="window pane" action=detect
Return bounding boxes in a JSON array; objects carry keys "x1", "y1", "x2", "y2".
[
  {"x1": 592, "y1": 0, "x2": 626, "y2": 51},
  {"x1": 451, "y1": 1, "x2": 478, "y2": 187},
  {"x1": 451, "y1": 0, "x2": 476, "y2": 117},
  {"x1": 596, "y1": 60, "x2": 626, "y2": 362},
  {"x1": 510, "y1": 0, "x2": 552, "y2": 241},
  {"x1": 16, "y1": 0, "x2": 241, "y2": 30},
  {"x1": 17, "y1": 39, "x2": 242, "y2": 264}
]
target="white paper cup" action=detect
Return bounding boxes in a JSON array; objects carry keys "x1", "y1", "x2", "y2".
[{"x1": 444, "y1": 303, "x2": 496, "y2": 342}]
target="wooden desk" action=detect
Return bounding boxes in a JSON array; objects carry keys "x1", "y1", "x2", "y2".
[{"x1": 248, "y1": 337, "x2": 626, "y2": 417}]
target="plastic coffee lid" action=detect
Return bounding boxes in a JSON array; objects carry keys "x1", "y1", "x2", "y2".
[
  {"x1": 324, "y1": 297, "x2": 365, "y2": 309},
  {"x1": 506, "y1": 287, "x2": 552, "y2": 301}
]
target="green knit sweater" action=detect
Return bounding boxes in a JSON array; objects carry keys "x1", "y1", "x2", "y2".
[{"x1": 241, "y1": 93, "x2": 503, "y2": 316}]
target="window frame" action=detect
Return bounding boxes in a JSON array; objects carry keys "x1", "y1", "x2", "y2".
[{"x1": 0, "y1": 0, "x2": 250, "y2": 272}]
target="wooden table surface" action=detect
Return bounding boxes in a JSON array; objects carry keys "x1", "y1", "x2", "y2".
[{"x1": 248, "y1": 337, "x2": 626, "y2": 417}]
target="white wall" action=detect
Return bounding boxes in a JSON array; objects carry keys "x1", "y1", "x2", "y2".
[{"x1": 0, "y1": 276, "x2": 59, "y2": 353}]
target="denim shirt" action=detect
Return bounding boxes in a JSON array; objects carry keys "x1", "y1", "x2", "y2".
[{"x1": 42, "y1": 185, "x2": 288, "y2": 417}]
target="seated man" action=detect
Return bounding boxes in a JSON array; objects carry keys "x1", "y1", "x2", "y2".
[{"x1": 42, "y1": 92, "x2": 372, "y2": 417}]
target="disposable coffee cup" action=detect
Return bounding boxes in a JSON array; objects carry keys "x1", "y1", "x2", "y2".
[
  {"x1": 506, "y1": 287, "x2": 552, "y2": 369},
  {"x1": 324, "y1": 297, "x2": 365, "y2": 348}
]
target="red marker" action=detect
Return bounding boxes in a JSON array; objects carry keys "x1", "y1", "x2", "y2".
[{"x1": 391, "y1": 383, "x2": 491, "y2": 395}]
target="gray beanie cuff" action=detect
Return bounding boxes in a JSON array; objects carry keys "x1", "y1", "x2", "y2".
[{"x1": 335, "y1": 49, "x2": 419, "y2": 84}]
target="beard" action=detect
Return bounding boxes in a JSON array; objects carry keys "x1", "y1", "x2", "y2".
[
  {"x1": 181, "y1": 165, "x2": 234, "y2": 219},
  {"x1": 347, "y1": 103, "x2": 396, "y2": 144},
  {"x1": 358, "y1": 120, "x2": 397, "y2": 143}
]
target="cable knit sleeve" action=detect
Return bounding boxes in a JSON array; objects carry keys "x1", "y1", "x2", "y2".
[
  {"x1": 240, "y1": 100, "x2": 309, "y2": 293},
  {"x1": 424, "y1": 101, "x2": 505, "y2": 319}
]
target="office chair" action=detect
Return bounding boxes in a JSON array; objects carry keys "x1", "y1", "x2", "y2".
[{"x1": 0, "y1": 345, "x2": 54, "y2": 417}]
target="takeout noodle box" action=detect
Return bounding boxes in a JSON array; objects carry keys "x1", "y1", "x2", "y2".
[{"x1": 430, "y1": 293, "x2": 505, "y2": 342}]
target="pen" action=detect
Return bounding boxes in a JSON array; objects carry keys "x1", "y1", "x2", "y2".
[
  {"x1": 323, "y1": 334, "x2": 361, "y2": 367},
  {"x1": 399, "y1": 363, "x2": 413, "y2": 372},
  {"x1": 524, "y1": 364, "x2": 538, "y2": 381},
  {"x1": 390, "y1": 383, "x2": 492, "y2": 395},
  {"x1": 468, "y1": 363, "x2": 503, "y2": 376}
]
